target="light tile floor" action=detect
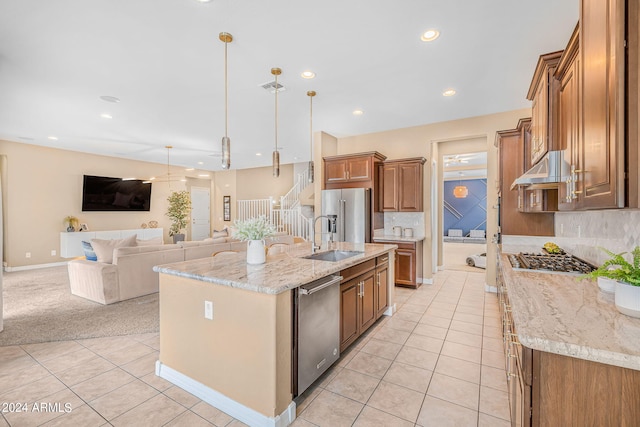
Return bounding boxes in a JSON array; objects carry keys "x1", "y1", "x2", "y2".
[{"x1": 0, "y1": 269, "x2": 509, "y2": 427}]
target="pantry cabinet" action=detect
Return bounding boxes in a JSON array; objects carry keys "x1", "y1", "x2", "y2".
[
  {"x1": 496, "y1": 118, "x2": 555, "y2": 236},
  {"x1": 379, "y1": 157, "x2": 426, "y2": 212}
]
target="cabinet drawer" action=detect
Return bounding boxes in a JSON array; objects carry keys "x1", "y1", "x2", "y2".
[
  {"x1": 340, "y1": 259, "x2": 375, "y2": 282},
  {"x1": 376, "y1": 253, "x2": 390, "y2": 266}
]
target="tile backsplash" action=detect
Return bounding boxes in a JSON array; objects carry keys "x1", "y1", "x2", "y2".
[
  {"x1": 383, "y1": 212, "x2": 425, "y2": 238},
  {"x1": 503, "y1": 209, "x2": 640, "y2": 266}
]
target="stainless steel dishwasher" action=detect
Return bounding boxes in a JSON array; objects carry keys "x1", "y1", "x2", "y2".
[{"x1": 295, "y1": 275, "x2": 342, "y2": 396}]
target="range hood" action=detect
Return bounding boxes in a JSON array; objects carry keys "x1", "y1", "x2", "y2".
[{"x1": 510, "y1": 150, "x2": 566, "y2": 190}]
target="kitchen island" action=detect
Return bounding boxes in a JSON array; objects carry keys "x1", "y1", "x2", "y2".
[
  {"x1": 498, "y1": 252, "x2": 640, "y2": 426},
  {"x1": 153, "y1": 242, "x2": 396, "y2": 427}
]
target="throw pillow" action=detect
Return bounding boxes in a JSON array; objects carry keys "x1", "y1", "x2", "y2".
[
  {"x1": 91, "y1": 235, "x2": 137, "y2": 263},
  {"x1": 136, "y1": 236, "x2": 164, "y2": 246},
  {"x1": 81, "y1": 241, "x2": 97, "y2": 261}
]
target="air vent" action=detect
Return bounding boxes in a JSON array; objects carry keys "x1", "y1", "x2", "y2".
[{"x1": 259, "y1": 80, "x2": 286, "y2": 93}]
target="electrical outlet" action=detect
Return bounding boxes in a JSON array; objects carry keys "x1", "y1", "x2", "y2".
[
  {"x1": 51, "y1": 250, "x2": 57, "y2": 256},
  {"x1": 25, "y1": 252, "x2": 31, "y2": 258},
  {"x1": 204, "y1": 301, "x2": 213, "y2": 320}
]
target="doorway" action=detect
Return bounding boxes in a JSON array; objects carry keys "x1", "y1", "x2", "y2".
[{"x1": 190, "y1": 187, "x2": 211, "y2": 241}]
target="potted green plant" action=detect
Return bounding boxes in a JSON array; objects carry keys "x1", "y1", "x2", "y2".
[
  {"x1": 232, "y1": 215, "x2": 276, "y2": 264},
  {"x1": 166, "y1": 191, "x2": 192, "y2": 243},
  {"x1": 585, "y1": 246, "x2": 640, "y2": 318},
  {"x1": 64, "y1": 215, "x2": 80, "y2": 232}
]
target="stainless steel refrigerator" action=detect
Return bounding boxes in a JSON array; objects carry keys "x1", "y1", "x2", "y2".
[{"x1": 321, "y1": 188, "x2": 371, "y2": 243}]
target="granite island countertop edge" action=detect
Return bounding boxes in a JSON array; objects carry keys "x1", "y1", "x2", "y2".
[{"x1": 154, "y1": 242, "x2": 397, "y2": 295}]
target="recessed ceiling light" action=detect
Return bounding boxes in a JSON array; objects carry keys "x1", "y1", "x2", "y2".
[
  {"x1": 99, "y1": 95, "x2": 120, "y2": 103},
  {"x1": 256, "y1": 152, "x2": 262, "y2": 156},
  {"x1": 197, "y1": 161, "x2": 204, "y2": 165},
  {"x1": 301, "y1": 71, "x2": 315, "y2": 79},
  {"x1": 198, "y1": 173, "x2": 210, "y2": 177},
  {"x1": 100, "y1": 113, "x2": 113, "y2": 119},
  {"x1": 443, "y1": 89, "x2": 456, "y2": 97},
  {"x1": 421, "y1": 29, "x2": 440, "y2": 42},
  {"x1": 353, "y1": 109, "x2": 364, "y2": 116},
  {"x1": 47, "y1": 136, "x2": 58, "y2": 141},
  {"x1": 195, "y1": 0, "x2": 212, "y2": 2},
  {"x1": 185, "y1": 167, "x2": 195, "y2": 171}
]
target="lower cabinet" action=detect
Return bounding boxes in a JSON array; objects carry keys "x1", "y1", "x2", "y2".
[
  {"x1": 340, "y1": 256, "x2": 389, "y2": 352},
  {"x1": 498, "y1": 266, "x2": 640, "y2": 426},
  {"x1": 394, "y1": 241, "x2": 423, "y2": 289}
]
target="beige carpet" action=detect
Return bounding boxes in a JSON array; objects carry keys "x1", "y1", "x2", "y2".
[{"x1": 0, "y1": 265, "x2": 158, "y2": 346}]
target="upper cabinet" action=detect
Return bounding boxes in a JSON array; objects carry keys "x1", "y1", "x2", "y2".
[
  {"x1": 379, "y1": 157, "x2": 426, "y2": 212},
  {"x1": 579, "y1": 0, "x2": 625, "y2": 209},
  {"x1": 556, "y1": 25, "x2": 582, "y2": 211},
  {"x1": 526, "y1": 51, "x2": 563, "y2": 168},
  {"x1": 323, "y1": 152, "x2": 386, "y2": 190}
]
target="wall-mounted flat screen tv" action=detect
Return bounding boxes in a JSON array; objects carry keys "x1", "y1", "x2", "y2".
[{"x1": 82, "y1": 175, "x2": 152, "y2": 211}]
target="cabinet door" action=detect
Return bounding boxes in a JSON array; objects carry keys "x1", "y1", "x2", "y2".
[
  {"x1": 376, "y1": 263, "x2": 389, "y2": 318},
  {"x1": 530, "y1": 79, "x2": 548, "y2": 165},
  {"x1": 395, "y1": 249, "x2": 416, "y2": 287},
  {"x1": 399, "y1": 163, "x2": 422, "y2": 211},
  {"x1": 558, "y1": 51, "x2": 581, "y2": 210},
  {"x1": 340, "y1": 279, "x2": 359, "y2": 351},
  {"x1": 347, "y1": 157, "x2": 371, "y2": 181},
  {"x1": 359, "y1": 271, "x2": 377, "y2": 331},
  {"x1": 381, "y1": 164, "x2": 398, "y2": 211},
  {"x1": 325, "y1": 159, "x2": 348, "y2": 183},
  {"x1": 581, "y1": 0, "x2": 625, "y2": 208}
]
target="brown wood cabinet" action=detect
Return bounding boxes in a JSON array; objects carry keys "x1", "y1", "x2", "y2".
[
  {"x1": 580, "y1": 0, "x2": 625, "y2": 209},
  {"x1": 496, "y1": 119, "x2": 555, "y2": 236},
  {"x1": 379, "y1": 158, "x2": 426, "y2": 212},
  {"x1": 498, "y1": 265, "x2": 640, "y2": 426},
  {"x1": 526, "y1": 51, "x2": 562, "y2": 168},
  {"x1": 339, "y1": 257, "x2": 389, "y2": 352},
  {"x1": 555, "y1": 24, "x2": 582, "y2": 211},
  {"x1": 323, "y1": 152, "x2": 386, "y2": 190},
  {"x1": 394, "y1": 241, "x2": 423, "y2": 289}
]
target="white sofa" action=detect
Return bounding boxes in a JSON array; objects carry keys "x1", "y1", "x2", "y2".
[{"x1": 68, "y1": 234, "x2": 295, "y2": 304}]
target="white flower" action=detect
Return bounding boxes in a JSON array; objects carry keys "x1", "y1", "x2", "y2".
[{"x1": 232, "y1": 215, "x2": 276, "y2": 241}]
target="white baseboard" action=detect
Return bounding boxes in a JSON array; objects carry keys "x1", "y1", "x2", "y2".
[
  {"x1": 484, "y1": 284, "x2": 497, "y2": 293},
  {"x1": 383, "y1": 303, "x2": 396, "y2": 316},
  {"x1": 156, "y1": 361, "x2": 296, "y2": 427},
  {"x1": 4, "y1": 261, "x2": 68, "y2": 272},
  {"x1": 421, "y1": 277, "x2": 433, "y2": 285}
]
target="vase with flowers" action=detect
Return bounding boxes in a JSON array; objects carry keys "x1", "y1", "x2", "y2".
[{"x1": 232, "y1": 215, "x2": 276, "y2": 265}]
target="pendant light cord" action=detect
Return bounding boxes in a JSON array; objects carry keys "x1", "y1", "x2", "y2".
[
  {"x1": 224, "y1": 38, "x2": 228, "y2": 138},
  {"x1": 274, "y1": 73, "x2": 278, "y2": 152}
]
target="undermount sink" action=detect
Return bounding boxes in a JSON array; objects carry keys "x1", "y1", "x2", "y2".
[{"x1": 302, "y1": 250, "x2": 364, "y2": 262}]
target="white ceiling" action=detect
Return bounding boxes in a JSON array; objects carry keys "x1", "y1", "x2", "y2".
[
  {"x1": 443, "y1": 152, "x2": 487, "y2": 180},
  {"x1": 0, "y1": 0, "x2": 578, "y2": 172}
]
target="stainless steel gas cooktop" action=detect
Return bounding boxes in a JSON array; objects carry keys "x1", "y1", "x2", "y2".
[{"x1": 507, "y1": 252, "x2": 596, "y2": 274}]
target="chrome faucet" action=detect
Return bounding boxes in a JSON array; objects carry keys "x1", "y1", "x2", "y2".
[{"x1": 311, "y1": 215, "x2": 337, "y2": 253}]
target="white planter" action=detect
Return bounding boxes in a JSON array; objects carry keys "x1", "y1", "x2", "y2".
[
  {"x1": 246, "y1": 239, "x2": 266, "y2": 265},
  {"x1": 614, "y1": 281, "x2": 640, "y2": 318},
  {"x1": 597, "y1": 277, "x2": 616, "y2": 294}
]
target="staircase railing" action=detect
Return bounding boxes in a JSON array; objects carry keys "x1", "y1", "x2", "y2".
[
  {"x1": 236, "y1": 198, "x2": 273, "y2": 222},
  {"x1": 280, "y1": 169, "x2": 311, "y2": 210},
  {"x1": 270, "y1": 208, "x2": 312, "y2": 240}
]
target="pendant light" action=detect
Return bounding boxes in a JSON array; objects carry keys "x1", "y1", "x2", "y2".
[
  {"x1": 307, "y1": 90, "x2": 316, "y2": 183},
  {"x1": 219, "y1": 32, "x2": 233, "y2": 169},
  {"x1": 453, "y1": 185, "x2": 468, "y2": 198},
  {"x1": 272, "y1": 67, "x2": 281, "y2": 177},
  {"x1": 165, "y1": 145, "x2": 173, "y2": 191}
]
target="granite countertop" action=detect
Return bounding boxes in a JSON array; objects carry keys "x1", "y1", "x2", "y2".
[
  {"x1": 372, "y1": 234, "x2": 425, "y2": 243},
  {"x1": 154, "y1": 242, "x2": 397, "y2": 295},
  {"x1": 499, "y1": 253, "x2": 640, "y2": 371}
]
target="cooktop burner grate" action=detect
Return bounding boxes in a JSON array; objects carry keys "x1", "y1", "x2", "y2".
[{"x1": 508, "y1": 252, "x2": 596, "y2": 274}]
